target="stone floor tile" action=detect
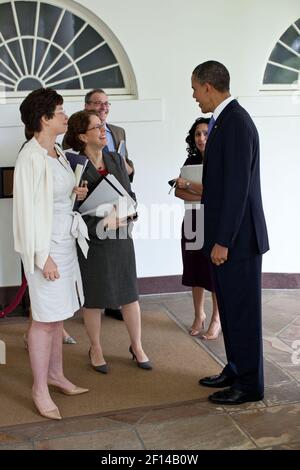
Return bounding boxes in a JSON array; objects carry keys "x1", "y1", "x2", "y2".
[
  {"x1": 262, "y1": 290, "x2": 278, "y2": 303},
  {"x1": 264, "y1": 382, "x2": 300, "y2": 406},
  {"x1": 137, "y1": 413, "x2": 255, "y2": 450},
  {"x1": 232, "y1": 403, "x2": 300, "y2": 448},
  {"x1": 264, "y1": 358, "x2": 294, "y2": 386},
  {"x1": 137, "y1": 402, "x2": 224, "y2": 425},
  {"x1": 0, "y1": 431, "x2": 27, "y2": 447},
  {"x1": 279, "y1": 324, "x2": 300, "y2": 342},
  {"x1": 0, "y1": 442, "x2": 34, "y2": 450},
  {"x1": 35, "y1": 428, "x2": 143, "y2": 450},
  {"x1": 281, "y1": 441, "x2": 300, "y2": 450},
  {"x1": 293, "y1": 316, "x2": 300, "y2": 326},
  {"x1": 104, "y1": 410, "x2": 150, "y2": 425},
  {"x1": 223, "y1": 400, "x2": 266, "y2": 414},
  {"x1": 35, "y1": 416, "x2": 128, "y2": 440}
]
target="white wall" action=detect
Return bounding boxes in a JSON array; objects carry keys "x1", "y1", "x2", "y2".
[{"x1": 0, "y1": 0, "x2": 299, "y2": 286}]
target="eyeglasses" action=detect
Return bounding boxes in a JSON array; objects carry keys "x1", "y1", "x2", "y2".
[
  {"x1": 86, "y1": 123, "x2": 105, "y2": 131},
  {"x1": 87, "y1": 101, "x2": 111, "y2": 107}
]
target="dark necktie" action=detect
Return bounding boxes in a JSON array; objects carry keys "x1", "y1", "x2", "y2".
[{"x1": 207, "y1": 116, "x2": 216, "y2": 136}]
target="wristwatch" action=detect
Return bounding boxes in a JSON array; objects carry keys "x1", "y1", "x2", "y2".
[{"x1": 185, "y1": 181, "x2": 191, "y2": 188}]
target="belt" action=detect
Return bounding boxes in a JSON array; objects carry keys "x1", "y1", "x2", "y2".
[{"x1": 71, "y1": 212, "x2": 89, "y2": 258}]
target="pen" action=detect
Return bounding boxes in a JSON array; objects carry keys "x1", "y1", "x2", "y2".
[{"x1": 168, "y1": 180, "x2": 176, "y2": 194}]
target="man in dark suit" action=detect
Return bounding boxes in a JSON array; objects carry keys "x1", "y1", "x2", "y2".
[{"x1": 192, "y1": 61, "x2": 269, "y2": 405}]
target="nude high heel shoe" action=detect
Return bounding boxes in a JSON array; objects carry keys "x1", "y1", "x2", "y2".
[
  {"x1": 189, "y1": 315, "x2": 206, "y2": 336},
  {"x1": 201, "y1": 320, "x2": 222, "y2": 340},
  {"x1": 48, "y1": 384, "x2": 89, "y2": 395},
  {"x1": 33, "y1": 398, "x2": 62, "y2": 420}
]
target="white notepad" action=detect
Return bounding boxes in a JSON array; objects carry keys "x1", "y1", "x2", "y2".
[
  {"x1": 180, "y1": 164, "x2": 203, "y2": 183},
  {"x1": 180, "y1": 164, "x2": 203, "y2": 209},
  {"x1": 79, "y1": 174, "x2": 136, "y2": 218}
]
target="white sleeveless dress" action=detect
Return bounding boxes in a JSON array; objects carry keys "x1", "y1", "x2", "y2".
[{"x1": 25, "y1": 154, "x2": 85, "y2": 322}]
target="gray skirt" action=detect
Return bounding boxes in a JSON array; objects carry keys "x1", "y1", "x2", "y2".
[{"x1": 77, "y1": 234, "x2": 139, "y2": 309}]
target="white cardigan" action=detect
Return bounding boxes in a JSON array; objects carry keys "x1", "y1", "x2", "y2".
[{"x1": 13, "y1": 137, "x2": 53, "y2": 274}]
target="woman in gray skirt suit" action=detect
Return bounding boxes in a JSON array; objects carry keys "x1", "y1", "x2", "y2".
[{"x1": 65, "y1": 110, "x2": 152, "y2": 372}]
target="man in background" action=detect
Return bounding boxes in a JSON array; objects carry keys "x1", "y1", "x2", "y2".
[{"x1": 84, "y1": 88, "x2": 134, "y2": 182}]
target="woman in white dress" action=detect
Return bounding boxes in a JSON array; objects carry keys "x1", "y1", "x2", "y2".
[{"x1": 13, "y1": 88, "x2": 89, "y2": 420}]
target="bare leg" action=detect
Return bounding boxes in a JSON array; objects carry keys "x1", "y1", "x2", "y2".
[
  {"x1": 28, "y1": 320, "x2": 59, "y2": 413},
  {"x1": 189, "y1": 287, "x2": 206, "y2": 336},
  {"x1": 122, "y1": 301, "x2": 149, "y2": 363},
  {"x1": 83, "y1": 307, "x2": 106, "y2": 366},
  {"x1": 47, "y1": 321, "x2": 78, "y2": 390},
  {"x1": 202, "y1": 292, "x2": 221, "y2": 340}
]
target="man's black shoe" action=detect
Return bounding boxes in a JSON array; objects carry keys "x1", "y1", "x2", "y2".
[
  {"x1": 208, "y1": 387, "x2": 264, "y2": 405},
  {"x1": 199, "y1": 373, "x2": 235, "y2": 388},
  {"x1": 104, "y1": 308, "x2": 123, "y2": 321}
]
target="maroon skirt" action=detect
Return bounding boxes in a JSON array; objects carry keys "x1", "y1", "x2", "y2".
[{"x1": 181, "y1": 209, "x2": 215, "y2": 291}]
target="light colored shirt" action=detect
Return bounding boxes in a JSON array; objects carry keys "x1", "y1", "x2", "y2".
[
  {"x1": 212, "y1": 95, "x2": 235, "y2": 121},
  {"x1": 105, "y1": 124, "x2": 116, "y2": 151}
]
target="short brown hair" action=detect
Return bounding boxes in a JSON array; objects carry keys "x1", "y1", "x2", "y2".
[
  {"x1": 64, "y1": 110, "x2": 99, "y2": 154},
  {"x1": 20, "y1": 88, "x2": 63, "y2": 134},
  {"x1": 85, "y1": 88, "x2": 106, "y2": 104}
]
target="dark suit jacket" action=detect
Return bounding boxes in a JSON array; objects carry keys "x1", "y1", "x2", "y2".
[
  {"x1": 107, "y1": 123, "x2": 134, "y2": 179},
  {"x1": 202, "y1": 99, "x2": 269, "y2": 260}
]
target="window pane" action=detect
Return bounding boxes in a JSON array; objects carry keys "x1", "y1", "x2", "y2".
[
  {"x1": 38, "y1": 3, "x2": 62, "y2": 40},
  {"x1": 22, "y1": 39, "x2": 33, "y2": 72},
  {"x1": 0, "y1": 3, "x2": 17, "y2": 40},
  {"x1": 77, "y1": 45, "x2": 117, "y2": 73},
  {"x1": 46, "y1": 65, "x2": 79, "y2": 86},
  {"x1": 7, "y1": 40, "x2": 25, "y2": 75},
  {"x1": 16, "y1": 1, "x2": 37, "y2": 36},
  {"x1": 17, "y1": 77, "x2": 44, "y2": 91},
  {"x1": 0, "y1": 61, "x2": 16, "y2": 82},
  {"x1": 67, "y1": 25, "x2": 104, "y2": 59},
  {"x1": 58, "y1": 78, "x2": 81, "y2": 90},
  {"x1": 54, "y1": 11, "x2": 84, "y2": 49},
  {"x1": 42, "y1": 54, "x2": 71, "y2": 81},
  {"x1": 280, "y1": 26, "x2": 300, "y2": 53},
  {"x1": 83, "y1": 67, "x2": 124, "y2": 89},
  {"x1": 263, "y1": 63, "x2": 298, "y2": 84},
  {"x1": 34, "y1": 41, "x2": 60, "y2": 75},
  {"x1": 269, "y1": 43, "x2": 300, "y2": 70}
]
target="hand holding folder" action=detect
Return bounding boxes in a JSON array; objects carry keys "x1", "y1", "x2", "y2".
[{"x1": 78, "y1": 174, "x2": 137, "y2": 219}]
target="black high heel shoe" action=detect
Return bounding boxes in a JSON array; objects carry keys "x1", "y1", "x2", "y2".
[
  {"x1": 129, "y1": 345, "x2": 152, "y2": 370},
  {"x1": 88, "y1": 348, "x2": 108, "y2": 374}
]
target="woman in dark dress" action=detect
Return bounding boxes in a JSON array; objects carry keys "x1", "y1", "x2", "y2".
[
  {"x1": 64, "y1": 110, "x2": 152, "y2": 372},
  {"x1": 175, "y1": 118, "x2": 221, "y2": 340}
]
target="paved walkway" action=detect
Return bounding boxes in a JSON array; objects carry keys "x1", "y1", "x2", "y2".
[{"x1": 0, "y1": 290, "x2": 299, "y2": 450}]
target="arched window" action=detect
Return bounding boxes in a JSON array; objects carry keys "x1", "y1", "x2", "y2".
[
  {"x1": 263, "y1": 18, "x2": 300, "y2": 90},
  {"x1": 0, "y1": 0, "x2": 137, "y2": 100}
]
